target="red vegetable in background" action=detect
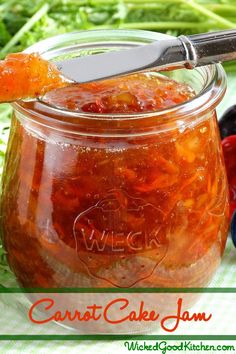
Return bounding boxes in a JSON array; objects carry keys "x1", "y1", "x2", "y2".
[{"x1": 219, "y1": 105, "x2": 236, "y2": 220}]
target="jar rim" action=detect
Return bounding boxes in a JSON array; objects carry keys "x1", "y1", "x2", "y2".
[{"x1": 12, "y1": 29, "x2": 226, "y2": 123}]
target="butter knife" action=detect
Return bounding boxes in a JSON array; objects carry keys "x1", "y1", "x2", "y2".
[{"x1": 57, "y1": 29, "x2": 236, "y2": 83}]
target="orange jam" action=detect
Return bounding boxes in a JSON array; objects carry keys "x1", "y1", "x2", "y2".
[
  {"x1": 43, "y1": 73, "x2": 195, "y2": 113},
  {"x1": 1, "y1": 72, "x2": 229, "y2": 288},
  {"x1": 0, "y1": 53, "x2": 67, "y2": 102}
]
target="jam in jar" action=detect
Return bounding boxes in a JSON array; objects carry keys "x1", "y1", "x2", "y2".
[{"x1": 0, "y1": 30, "x2": 229, "y2": 288}]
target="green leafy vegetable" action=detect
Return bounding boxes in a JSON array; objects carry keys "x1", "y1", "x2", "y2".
[
  {"x1": 1, "y1": 0, "x2": 236, "y2": 57},
  {"x1": 0, "y1": 0, "x2": 235, "y2": 287}
]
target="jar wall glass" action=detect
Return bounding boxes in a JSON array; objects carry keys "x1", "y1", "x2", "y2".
[{"x1": 0, "y1": 30, "x2": 229, "y2": 289}]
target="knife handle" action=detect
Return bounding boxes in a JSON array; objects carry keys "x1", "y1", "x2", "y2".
[{"x1": 179, "y1": 29, "x2": 236, "y2": 68}]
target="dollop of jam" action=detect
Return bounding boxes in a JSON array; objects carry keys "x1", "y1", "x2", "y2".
[{"x1": 0, "y1": 53, "x2": 67, "y2": 102}]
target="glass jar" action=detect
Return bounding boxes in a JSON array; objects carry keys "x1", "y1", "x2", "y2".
[{"x1": 0, "y1": 30, "x2": 229, "y2": 289}]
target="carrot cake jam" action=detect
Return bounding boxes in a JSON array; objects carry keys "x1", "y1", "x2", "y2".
[
  {"x1": 0, "y1": 53, "x2": 67, "y2": 102},
  {"x1": 1, "y1": 72, "x2": 229, "y2": 288}
]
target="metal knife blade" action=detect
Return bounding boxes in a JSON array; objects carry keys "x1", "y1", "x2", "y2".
[{"x1": 56, "y1": 38, "x2": 184, "y2": 83}]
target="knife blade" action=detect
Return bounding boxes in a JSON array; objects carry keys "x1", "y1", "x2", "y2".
[
  {"x1": 56, "y1": 29, "x2": 236, "y2": 83},
  {"x1": 56, "y1": 38, "x2": 184, "y2": 83}
]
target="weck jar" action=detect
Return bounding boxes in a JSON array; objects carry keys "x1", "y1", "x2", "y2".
[{"x1": 0, "y1": 30, "x2": 229, "y2": 289}]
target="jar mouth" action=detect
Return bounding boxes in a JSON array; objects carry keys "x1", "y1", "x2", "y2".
[{"x1": 13, "y1": 29, "x2": 226, "y2": 123}]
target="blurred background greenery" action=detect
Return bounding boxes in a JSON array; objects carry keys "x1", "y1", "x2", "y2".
[{"x1": 1, "y1": 0, "x2": 236, "y2": 56}]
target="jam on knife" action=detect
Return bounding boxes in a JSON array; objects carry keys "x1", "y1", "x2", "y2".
[{"x1": 0, "y1": 52, "x2": 68, "y2": 102}]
